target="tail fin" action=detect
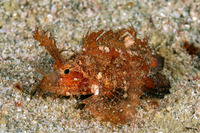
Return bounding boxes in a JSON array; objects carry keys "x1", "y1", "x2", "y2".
[
  {"x1": 142, "y1": 72, "x2": 170, "y2": 98},
  {"x1": 150, "y1": 55, "x2": 164, "y2": 72}
]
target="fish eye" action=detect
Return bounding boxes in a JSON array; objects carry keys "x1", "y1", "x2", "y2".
[{"x1": 64, "y1": 69, "x2": 70, "y2": 74}]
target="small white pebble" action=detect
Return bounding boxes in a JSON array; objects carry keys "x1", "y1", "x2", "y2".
[
  {"x1": 166, "y1": 106, "x2": 171, "y2": 111},
  {"x1": 30, "y1": 79, "x2": 35, "y2": 84},
  {"x1": 26, "y1": 97, "x2": 30, "y2": 101},
  {"x1": 32, "y1": 120, "x2": 38, "y2": 124},
  {"x1": 47, "y1": 14, "x2": 53, "y2": 22},
  {"x1": 17, "y1": 108, "x2": 22, "y2": 112},
  {"x1": 192, "y1": 17, "x2": 197, "y2": 21},
  {"x1": 28, "y1": 66, "x2": 32, "y2": 70}
]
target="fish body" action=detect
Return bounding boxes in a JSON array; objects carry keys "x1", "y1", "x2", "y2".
[{"x1": 33, "y1": 26, "x2": 170, "y2": 124}]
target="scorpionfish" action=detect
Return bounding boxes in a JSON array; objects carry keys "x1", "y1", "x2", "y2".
[{"x1": 33, "y1": 26, "x2": 170, "y2": 124}]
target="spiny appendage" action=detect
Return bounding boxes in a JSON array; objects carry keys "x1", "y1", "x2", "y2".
[
  {"x1": 83, "y1": 26, "x2": 138, "y2": 45},
  {"x1": 33, "y1": 26, "x2": 64, "y2": 64},
  {"x1": 82, "y1": 86, "x2": 141, "y2": 124},
  {"x1": 83, "y1": 28, "x2": 129, "y2": 49},
  {"x1": 82, "y1": 26, "x2": 151, "y2": 62}
]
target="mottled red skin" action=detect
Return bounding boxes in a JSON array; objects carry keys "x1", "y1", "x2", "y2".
[{"x1": 33, "y1": 26, "x2": 170, "y2": 124}]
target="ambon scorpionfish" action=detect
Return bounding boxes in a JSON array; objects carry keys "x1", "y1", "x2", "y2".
[{"x1": 32, "y1": 26, "x2": 170, "y2": 124}]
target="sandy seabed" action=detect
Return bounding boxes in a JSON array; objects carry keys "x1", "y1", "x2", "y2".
[{"x1": 0, "y1": 0, "x2": 200, "y2": 132}]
